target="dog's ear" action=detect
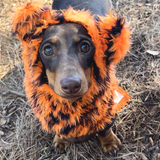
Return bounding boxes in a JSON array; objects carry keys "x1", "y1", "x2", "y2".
[
  {"x1": 98, "y1": 12, "x2": 131, "y2": 65},
  {"x1": 12, "y1": 2, "x2": 51, "y2": 42}
]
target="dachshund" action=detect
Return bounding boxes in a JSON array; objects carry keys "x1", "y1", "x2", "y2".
[{"x1": 12, "y1": 0, "x2": 131, "y2": 156}]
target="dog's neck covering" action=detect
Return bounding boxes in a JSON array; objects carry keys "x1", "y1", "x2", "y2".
[{"x1": 13, "y1": 2, "x2": 131, "y2": 139}]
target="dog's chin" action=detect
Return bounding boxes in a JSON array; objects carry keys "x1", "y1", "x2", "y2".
[
  {"x1": 53, "y1": 87, "x2": 89, "y2": 102},
  {"x1": 55, "y1": 91, "x2": 88, "y2": 102},
  {"x1": 60, "y1": 95, "x2": 83, "y2": 102}
]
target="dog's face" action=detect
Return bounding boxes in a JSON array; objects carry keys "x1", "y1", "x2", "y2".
[{"x1": 39, "y1": 23, "x2": 95, "y2": 102}]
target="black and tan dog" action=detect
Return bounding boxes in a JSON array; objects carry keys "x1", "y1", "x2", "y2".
[{"x1": 12, "y1": 0, "x2": 131, "y2": 156}]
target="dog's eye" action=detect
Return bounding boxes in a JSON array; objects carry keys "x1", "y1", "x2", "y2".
[
  {"x1": 44, "y1": 45, "x2": 53, "y2": 56},
  {"x1": 80, "y1": 42, "x2": 90, "y2": 53}
]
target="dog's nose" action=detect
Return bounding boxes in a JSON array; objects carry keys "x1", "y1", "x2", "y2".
[{"x1": 60, "y1": 77, "x2": 81, "y2": 94}]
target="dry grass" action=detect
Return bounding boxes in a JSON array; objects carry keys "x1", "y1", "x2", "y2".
[{"x1": 0, "y1": 0, "x2": 160, "y2": 160}]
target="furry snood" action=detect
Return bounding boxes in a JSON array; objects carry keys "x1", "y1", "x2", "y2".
[{"x1": 12, "y1": 2, "x2": 131, "y2": 139}]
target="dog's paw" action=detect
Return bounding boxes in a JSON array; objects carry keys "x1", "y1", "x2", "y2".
[
  {"x1": 54, "y1": 141, "x2": 65, "y2": 154},
  {"x1": 98, "y1": 129, "x2": 121, "y2": 156},
  {"x1": 53, "y1": 134, "x2": 67, "y2": 154},
  {"x1": 101, "y1": 136, "x2": 121, "y2": 156}
]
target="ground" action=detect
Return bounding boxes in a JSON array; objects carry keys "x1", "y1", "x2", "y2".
[{"x1": 0, "y1": 0, "x2": 160, "y2": 160}]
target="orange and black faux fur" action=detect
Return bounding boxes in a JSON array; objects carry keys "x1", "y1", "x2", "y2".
[{"x1": 12, "y1": 2, "x2": 131, "y2": 139}]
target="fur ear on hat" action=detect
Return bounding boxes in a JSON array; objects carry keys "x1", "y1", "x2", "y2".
[
  {"x1": 12, "y1": 2, "x2": 56, "y2": 42},
  {"x1": 98, "y1": 12, "x2": 131, "y2": 65},
  {"x1": 12, "y1": 2, "x2": 43, "y2": 41}
]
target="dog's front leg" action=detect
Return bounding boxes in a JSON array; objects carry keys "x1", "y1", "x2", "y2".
[
  {"x1": 98, "y1": 128, "x2": 121, "y2": 156},
  {"x1": 53, "y1": 134, "x2": 69, "y2": 154}
]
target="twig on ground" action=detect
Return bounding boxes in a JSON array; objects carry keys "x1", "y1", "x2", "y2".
[{"x1": 8, "y1": 90, "x2": 26, "y2": 97}]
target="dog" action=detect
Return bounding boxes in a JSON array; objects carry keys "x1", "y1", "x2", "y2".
[{"x1": 12, "y1": 0, "x2": 131, "y2": 156}]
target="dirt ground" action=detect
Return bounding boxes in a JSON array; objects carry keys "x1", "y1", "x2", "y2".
[{"x1": 0, "y1": 0, "x2": 160, "y2": 160}]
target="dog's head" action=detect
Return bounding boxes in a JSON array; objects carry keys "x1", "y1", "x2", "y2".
[{"x1": 39, "y1": 23, "x2": 94, "y2": 101}]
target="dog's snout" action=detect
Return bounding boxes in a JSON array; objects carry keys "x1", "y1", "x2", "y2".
[{"x1": 60, "y1": 77, "x2": 81, "y2": 94}]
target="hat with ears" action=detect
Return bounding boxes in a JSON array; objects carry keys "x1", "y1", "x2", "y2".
[{"x1": 12, "y1": 2, "x2": 131, "y2": 139}]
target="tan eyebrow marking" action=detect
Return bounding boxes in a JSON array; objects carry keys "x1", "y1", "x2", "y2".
[
  {"x1": 74, "y1": 36, "x2": 80, "y2": 42},
  {"x1": 51, "y1": 37, "x2": 57, "y2": 43}
]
